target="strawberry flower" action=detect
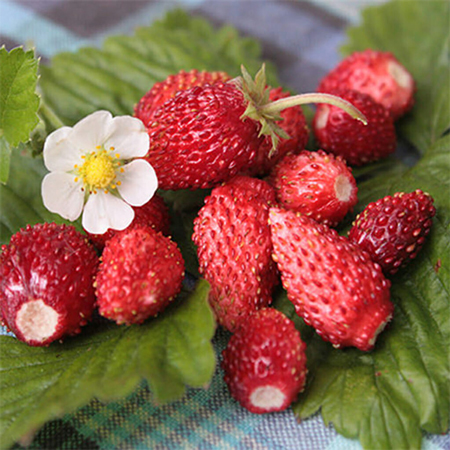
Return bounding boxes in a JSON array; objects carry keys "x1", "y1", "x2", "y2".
[{"x1": 41, "y1": 110, "x2": 157, "y2": 234}]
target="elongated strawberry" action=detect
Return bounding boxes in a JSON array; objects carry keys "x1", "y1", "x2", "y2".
[
  {"x1": 85, "y1": 194, "x2": 170, "y2": 250},
  {"x1": 269, "y1": 207, "x2": 393, "y2": 351},
  {"x1": 96, "y1": 226, "x2": 184, "y2": 325},
  {"x1": 247, "y1": 86, "x2": 309, "y2": 175},
  {"x1": 349, "y1": 190, "x2": 436, "y2": 275},
  {"x1": 192, "y1": 176, "x2": 278, "y2": 332},
  {"x1": 134, "y1": 69, "x2": 231, "y2": 127},
  {"x1": 313, "y1": 89, "x2": 396, "y2": 166},
  {"x1": 318, "y1": 49, "x2": 415, "y2": 120},
  {"x1": 0, "y1": 223, "x2": 99, "y2": 346},
  {"x1": 222, "y1": 307, "x2": 307, "y2": 414},
  {"x1": 143, "y1": 65, "x2": 366, "y2": 190},
  {"x1": 269, "y1": 150, "x2": 358, "y2": 226}
]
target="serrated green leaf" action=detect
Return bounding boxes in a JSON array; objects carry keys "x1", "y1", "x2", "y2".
[
  {"x1": 0, "y1": 47, "x2": 40, "y2": 183},
  {"x1": 290, "y1": 136, "x2": 450, "y2": 450},
  {"x1": 39, "y1": 9, "x2": 277, "y2": 126},
  {"x1": 0, "y1": 280, "x2": 215, "y2": 449},
  {"x1": 341, "y1": 0, "x2": 450, "y2": 154}
]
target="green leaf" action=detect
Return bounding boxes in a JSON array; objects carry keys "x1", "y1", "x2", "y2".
[
  {"x1": 0, "y1": 150, "x2": 72, "y2": 245},
  {"x1": 290, "y1": 134, "x2": 450, "y2": 450},
  {"x1": 39, "y1": 9, "x2": 277, "y2": 126},
  {"x1": 0, "y1": 280, "x2": 215, "y2": 449},
  {"x1": 0, "y1": 47, "x2": 40, "y2": 183},
  {"x1": 341, "y1": 0, "x2": 450, "y2": 154}
]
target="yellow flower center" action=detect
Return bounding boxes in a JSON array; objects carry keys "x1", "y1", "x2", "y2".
[{"x1": 76, "y1": 147, "x2": 122, "y2": 193}]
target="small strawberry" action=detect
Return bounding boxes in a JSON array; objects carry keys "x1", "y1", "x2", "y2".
[
  {"x1": 269, "y1": 150, "x2": 358, "y2": 226},
  {"x1": 192, "y1": 176, "x2": 279, "y2": 332},
  {"x1": 85, "y1": 194, "x2": 170, "y2": 251},
  {"x1": 134, "y1": 69, "x2": 231, "y2": 127},
  {"x1": 221, "y1": 307, "x2": 307, "y2": 414},
  {"x1": 348, "y1": 190, "x2": 436, "y2": 275},
  {"x1": 0, "y1": 223, "x2": 99, "y2": 346},
  {"x1": 318, "y1": 49, "x2": 415, "y2": 120},
  {"x1": 247, "y1": 86, "x2": 309, "y2": 176},
  {"x1": 313, "y1": 89, "x2": 396, "y2": 166},
  {"x1": 96, "y1": 226, "x2": 184, "y2": 325},
  {"x1": 144, "y1": 65, "x2": 366, "y2": 190},
  {"x1": 269, "y1": 207, "x2": 393, "y2": 351}
]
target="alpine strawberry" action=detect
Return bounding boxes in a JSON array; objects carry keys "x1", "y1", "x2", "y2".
[
  {"x1": 318, "y1": 49, "x2": 415, "y2": 120},
  {"x1": 221, "y1": 307, "x2": 307, "y2": 414},
  {"x1": 348, "y1": 190, "x2": 436, "y2": 275},
  {"x1": 192, "y1": 176, "x2": 278, "y2": 332},
  {"x1": 269, "y1": 150, "x2": 358, "y2": 226},
  {"x1": 134, "y1": 69, "x2": 231, "y2": 127},
  {"x1": 0, "y1": 223, "x2": 99, "y2": 346},
  {"x1": 96, "y1": 226, "x2": 185, "y2": 325},
  {"x1": 313, "y1": 89, "x2": 396, "y2": 166},
  {"x1": 269, "y1": 207, "x2": 393, "y2": 351}
]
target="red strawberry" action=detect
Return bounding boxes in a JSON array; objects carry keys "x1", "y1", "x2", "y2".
[
  {"x1": 248, "y1": 86, "x2": 309, "y2": 175},
  {"x1": 144, "y1": 66, "x2": 367, "y2": 190},
  {"x1": 192, "y1": 176, "x2": 279, "y2": 332},
  {"x1": 318, "y1": 49, "x2": 415, "y2": 120},
  {"x1": 349, "y1": 190, "x2": 436, "y2": 275},
  {"x1": 145, "y1": 81, "x2": 264, "y2": 190},
  {"x1": 221, "y1": 307, "x2": 307, "y2": 414},
  {"x1": 269, "y1": 207, "x2": 393, "y2": 351},
  {"x1": 269, "y1": 150, "x2": 358, "y2": 226},
  {"x1": 134, "y1": 69, "x2": 231, "y2": 127},
  {"x1": 96, "y1": 226, "x2": 184, "y2": 325},
  {"x1": 313, "y1": 89, "x2": 396, "y2": 166},
  {"x1": 85, "y1": 194, "x2": 170, "y2": 251},
  {"x1": 0, "y1": 223, "x2": 99, "y2": 346}
]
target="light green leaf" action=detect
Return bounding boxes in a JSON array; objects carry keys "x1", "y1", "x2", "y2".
[
  {"x1": 0, "y1": 280, "x2": 215, "y2": 449},
  {"x1": 39, "y1": 9, "x2": 276, "y2": 126},
  {"x1": 341, "y1": 0, "x2": 450, "y2": 154},
  {"x1": 0, "y1": 47, "x2": 40, "y2": 183}
]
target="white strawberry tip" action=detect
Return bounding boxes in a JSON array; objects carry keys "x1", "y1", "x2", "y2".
[
  {"x1": 387, "y1": 60, "x2": 414, "y2": 89},
  {"x1": 15, "y1": 299, "x2": 60, "y2": 344},
  {"x1": 249, "y1": 385, "x2": 286, "y2": 411},
  {"x1": 334, "y1": 174, "x2": 354, "y2": 203}
]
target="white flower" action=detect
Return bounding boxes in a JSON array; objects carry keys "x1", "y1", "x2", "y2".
[{"x1": 41, "y1": 110, "x2": 157, "y2": 234}]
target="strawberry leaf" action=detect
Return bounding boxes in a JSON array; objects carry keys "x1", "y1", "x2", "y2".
[
  {"x1": 0, "y1": 47, "x2": 40, "y2": 184},
  {"x1": 286, "y1": 4, "x2": 450, "y2": 446},
  {"x1": 341, "y1": 0, "x2": 450, "y2": 154},
  {"x1": 0, "y1": 280, "x2": 215, "y2": 449},
  {"x1": 38, "y1": 9, "x2": 277, "y2": 126}
]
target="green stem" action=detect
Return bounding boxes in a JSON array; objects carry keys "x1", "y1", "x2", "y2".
[
  {"x1": 38, "y1": 100, "x2": 66, "y2": 131},
  {"x1": 260, "y1": 93, "x2": 368, "y2": 125}
]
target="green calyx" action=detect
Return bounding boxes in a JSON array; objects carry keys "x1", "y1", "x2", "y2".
[{"x1": 233, "y1": 64, "x2": 368, "y2": 155}]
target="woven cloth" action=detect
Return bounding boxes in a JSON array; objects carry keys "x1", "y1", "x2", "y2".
[{"x1": 1, "y1": 1, "x2": 449, "y2": 449}]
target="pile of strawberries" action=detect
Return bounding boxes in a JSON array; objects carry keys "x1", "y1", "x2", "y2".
[{"x1": 0, "y1": 50, "x2": 436, "y2": 415}]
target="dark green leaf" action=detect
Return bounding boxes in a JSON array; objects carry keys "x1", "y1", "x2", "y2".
[
  {"x1": 39, "y1": 9, "x2": 276, "y2": 126},
  {"x1": 0, "y1": 280, "x2": 215, "y2": 449}
]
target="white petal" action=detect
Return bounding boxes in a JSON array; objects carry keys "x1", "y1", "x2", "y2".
[
  {"x1": 43, "y1": 126, "x2": 83, "y2": 172},
  {"x1": 82, "y1": 191, "x2": 134, "y2": 234},
  {"x1": 41, "y1": 172, "x2": 84, "y2": 221},
  {"x1": 104, "y1": 116, "x2": 150, "y2": 159},
  {"x1": 116, "y1": 159, "x2": 158, "y2": 207},
  {"x1": 71, "y1": 111, "x2": 114, "y2": 152}
]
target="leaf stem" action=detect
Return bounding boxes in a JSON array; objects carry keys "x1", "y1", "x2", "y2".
[
  {"x1": 260, "y1": 93, "x2": 368, "y2": 125},
  {"x1": 38, "y1": 100, "x2": 65, "y2": 131}
]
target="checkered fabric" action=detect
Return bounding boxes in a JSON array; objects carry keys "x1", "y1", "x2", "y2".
[{"x1": 1, "y1": 1, "x2": 449, "y2": 449}]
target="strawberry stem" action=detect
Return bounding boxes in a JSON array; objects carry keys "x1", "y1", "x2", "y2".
[
  {"x1": 234, "y1": 64, "x2": 368, "y2": 154},
  {"x1": 259, "y1": 93, "x2": 368, "y2": 125}
]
